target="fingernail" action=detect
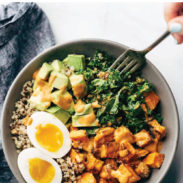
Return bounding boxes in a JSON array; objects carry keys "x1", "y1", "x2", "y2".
[{"x1": 169, "y1": 23, "x2": 182, "y2": 33}]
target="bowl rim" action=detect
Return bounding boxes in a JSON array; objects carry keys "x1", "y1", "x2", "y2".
[{"x1": 1, "y1": 38, "x2": 179, "y2": 183}]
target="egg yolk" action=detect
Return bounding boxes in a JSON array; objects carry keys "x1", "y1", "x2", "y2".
[
  {"x1": 29, "y1": 158, "x2": 55, "y2": 183},
  {"x1": 36, "y1": 124, "x2": 63, "y2": 152}
]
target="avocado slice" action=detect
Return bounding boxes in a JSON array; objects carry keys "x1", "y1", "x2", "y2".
[
  {"x1": 75, "y1": 103, "x2": 93, "y2": 116},
  {"x1": 46, "y1": 106, "x2": 71, "y2": 124},
  {"x1": 72, "y1": 112, "x2": 99, "y2": 127},
  {"x1": 49, "y1": 71, "x2": 68, "y2": 90},
  {"x1": 51, "y1": 59, "x2": 66, "y2": 72},
  {"x1": 69, "y1": 74, "x2": 87, "y2": 98},
  {"x1": 29, "y1": 95, "x2": 51, "y2": 111},
  {"x1": 63, "y1": 54, "x2": 85, "y2": 71},
  {"x1": 38, "y1": 63, "x2": 53, "y2": 80},
  {"x1": 51, "y1": 90, "x2": 75, "y2": 114}
]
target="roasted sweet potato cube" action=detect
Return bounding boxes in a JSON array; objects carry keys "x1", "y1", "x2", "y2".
[
  {"x1": 100, "y1": 165, "x2": 112, "y2": 179},
  {"x1": 121, "y1": 141, "x2": 137, "y2": 162},
  {"x1": 135, "y1": 149, "x2": 149, "y2": 158},
  {"x1": 118, "y1": 149, "x2": 129, "y2": 158},
  {"x1": 97, "y1": 142, "x2": 119, "y2": 158},
  {"x1": 106, "y1": 142, "x2": 119, "y2": 158},
  {"x1": 144, "y1": 138, "x2": 158, "y2": 153},
  {"x1": 135, "y1": 162, "x2": 150, "y2": 178},
  {"x1": 94, "y1": 127, "x2": 115, "y2": 148},
  {"x1": 105, "y1": 159, "x2": 118, "y2": 170},
  {"x1": 114, "y1": 126, "x2": 135, "y2": 144},
  {"x1": 143, "y1": 152, "x2": 165, "y2": 168},
  {"x1": 82, "y1": 137, "x2": 94, "y2": 153},
  {"x1": 99, "y1": 179, "x2": 108, "y2": 183},
  {"x1": 70, "y1": 149, "x2": 85, "y2": 163},
  {"x1": 111, "y1": 163, "x2": 132, "y2": 183},
  {"x1": 77, "y1": 172, "x2": 96, "y2": 183},
  {"x1": 70, "y1": 130, "x2": 88, "y2": 141},
  {"x1": 144, "y1": 91, "x2": 160, "y2": 110},
  {"x1": 134, "y1": 129, "x2": 152, "y2": 148},
  {"x1": 148, "y1": 120, "x2": 166, "y2": 138},
  {"x1": 86, "y1": 153, "x2": 104, "y2": 173},
  {"x1": 100, "y1": 159, "x2": 117, "y2": 179},
  {"x1": 125, "y1": 165, "x2": 141, "y2": 183},
  {"x1": 99, "y1": 179, "x2": 118, "y2": 183}
]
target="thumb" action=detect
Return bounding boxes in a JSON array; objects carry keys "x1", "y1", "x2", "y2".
[
  {"x1": 168, "y1": 16, "x2": 183, "y2": 34},
  {"x1": 168, "y1": 16, "x2": 183, "y2": 44}
]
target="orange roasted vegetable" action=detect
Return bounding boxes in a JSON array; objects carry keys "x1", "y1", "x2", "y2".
[
  {"x1": 143, "y1": 152, "x2": 164, "y2": 168},
  {"x1": 86, "y1": 153, "x2": 104, "y2": 173},
  {"x1": 144, "y1": 91, "x2": 160, "y2": 110},
  {"x1": 148, "y1": 120, "x2": 166, "y2": 139},
  {"x1": 134, "y1": 129, "x2": 152, "y2": 148},
  {"x1": 77, "y1": 172, "x2": 96, "y2": 183},
  {"x1": 94, "y1": 127, "x2": 115, "y2": 148},
  {"x1": 114, "y1": 126, "x2": 135, "y2": 144},
  {"x1": 135, "y1": 162, "x2": 150, "y2": 178},
  {"x1": 70, "y1": 149, "x2": 85, "y2": 163}
]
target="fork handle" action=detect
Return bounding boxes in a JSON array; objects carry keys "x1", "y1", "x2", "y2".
[{"x1": 141, "y1": 30, "x2": 170, "y2": 55}]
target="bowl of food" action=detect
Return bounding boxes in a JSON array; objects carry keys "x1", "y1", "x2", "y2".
[{"x1": 1, "y1": 39, "x2": 179, "y2": 183}]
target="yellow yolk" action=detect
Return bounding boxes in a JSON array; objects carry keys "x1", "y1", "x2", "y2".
[
  {"x1": 28, "y1": 158, "x2": 55, "y2": 183},
  {"x1": 36, "y1": 124, "x2": 63, "y2": 152}
]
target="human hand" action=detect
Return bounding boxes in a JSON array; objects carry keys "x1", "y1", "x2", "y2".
[{"x1": 164, "y1": 3, "x2": 183, "y2": 44}]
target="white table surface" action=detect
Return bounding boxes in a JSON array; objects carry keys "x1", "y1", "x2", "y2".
[{"x1": 39, "y1": 3, "x2": 183, "y2": 183}]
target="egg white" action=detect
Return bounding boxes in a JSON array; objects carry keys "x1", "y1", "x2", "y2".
[
  {"x1": 27, "y1": 111, "x2": 71, "y2": 158},
  {"x1": 17, "y1": 148, "x2": 62, "y2": 183}
]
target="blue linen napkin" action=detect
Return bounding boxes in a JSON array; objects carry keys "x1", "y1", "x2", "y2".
[{"x1": 0, "y1": 2, "x2": 55, "y2": 182}]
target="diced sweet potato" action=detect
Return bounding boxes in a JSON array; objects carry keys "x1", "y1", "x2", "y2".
[
  {"x1": 82, "y1": 137, "x2": 94, "y2": 153},
  {"x1": 143, "y1": 152, "x2": 165, "y2": 168},
  {"x1": 86, "y1": 153, "x2": 104, "y2": 173},
  {"x1": 114, "y1": 126, "x2": 135, "y2": 144},
  {"x1": 111, "y1": 163, "x2": 132, "y2": 183},
  {"x1": 135, "y1": 162, "x2": 150, "y2": 178},
  {"x1": 94, "y1": 127, "x2": 115, "y2": 148},
  {"x1": 77, "y1": 172, "x2": 96, "y2": 183},
  {"x1": 148, "y1": 120, "x2": 166, "y2": 139},
  {"x1": 141, "y1": 103, "x2": 147, "y2": 114},
  {"x1": 120, "y1": 141, "x2": 136, "y2": 163},
  {"x1": 125, "y1": 165, "x2": 141, "y2": 183},
  {"x1": 144, "y1": 91, "x2": 160, "y2": 110},
  {"x1": 70, "y1": 149, "x2": 85, "y2": 163},
  {"x1": 144, "y1": 138, "x2": 158, "y2": 153},
  {"x1": 96, "y1": 142, "x2": 119, "y2": 158},
  {"x1": 99, "y1": 179, "x2": 108, "y2": 183},
  {"x1": 100, "y1": 165, "x2": 112, "y2": 179},
  {"x1": 99, "y1": 178, "x2": 118, "y2": 183},
  {"x1": 105, "y1": 159, "x2": 118, "y2": 170},
  {"x1": 70, "y1": 130, "x2": 88, "y2": 141},
  {"x1": 135, "y1": 149, "x2": 149, "y2": 158},
  {"x1": 100, "y1": 159, "x2": 117, "y2": 179},
  {"x1": 118, "y1": 149, "x2": 129, "y2": 158},
  {"x1": 134, "y1": 129, "x2": 152, "y2": 148}
]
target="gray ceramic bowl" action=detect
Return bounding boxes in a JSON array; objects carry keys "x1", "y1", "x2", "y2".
[{"x1": 1, "y1": 39, "x2": 179, "y2": 183}]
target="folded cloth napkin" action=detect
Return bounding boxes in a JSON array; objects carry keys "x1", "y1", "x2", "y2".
[{"x1": 0, "y1": 2, "x2": 55, "y2": 182}]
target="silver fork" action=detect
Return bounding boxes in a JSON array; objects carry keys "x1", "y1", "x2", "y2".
[{"x1": 108, "y1": 30, "x2": 170, "y2": 74}]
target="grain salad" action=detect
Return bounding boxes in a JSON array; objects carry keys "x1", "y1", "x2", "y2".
[{"x1": 10, "y1": 51, "x2": 166, "y2": 183}]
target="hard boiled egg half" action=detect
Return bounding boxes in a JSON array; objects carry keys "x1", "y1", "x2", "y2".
[
  {"x1": 27, "y1": 111, "x2": 71, "y2": 158},
  {"x1": 18, "y1": 148, "x2": 62, "y2": 183}
]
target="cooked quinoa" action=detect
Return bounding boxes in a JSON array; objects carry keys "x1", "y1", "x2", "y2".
[{"x1": 10, "y1": 81, "x2": 85, "y2": 183}]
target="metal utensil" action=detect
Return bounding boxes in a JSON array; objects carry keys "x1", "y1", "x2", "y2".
[{"x1": 109, "y1": 30, "x2": 170, "y2": 74}]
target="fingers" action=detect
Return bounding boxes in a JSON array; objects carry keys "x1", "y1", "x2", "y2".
[
  {"x1": 168, "y1": 16, "x2": 183, "y2": 44},
  {"x1": 164, "y1": 3, "x2": 183, "y2": 44},
  {"x1": 171, "y1": 33, "x2": 183, "y2": 44},
  {"x1": 164, "y1": 3, "x2": 181, "y2": 22}
]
